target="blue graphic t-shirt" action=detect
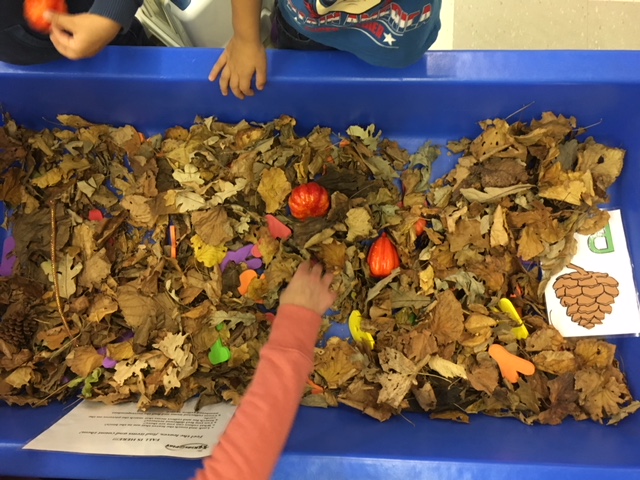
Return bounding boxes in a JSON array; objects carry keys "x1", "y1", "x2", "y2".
[{"x1": 279, "y1": 0, "x2": 442, "y2": 68}]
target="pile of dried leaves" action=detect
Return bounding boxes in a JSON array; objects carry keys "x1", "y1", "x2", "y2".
[{"x1": 0, "y1": 111, "x2": 638, "y2": 426}]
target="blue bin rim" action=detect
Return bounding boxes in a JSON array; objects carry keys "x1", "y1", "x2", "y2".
[{"x1": 0, "y1": 48, "x2": 639, "y2": 85}]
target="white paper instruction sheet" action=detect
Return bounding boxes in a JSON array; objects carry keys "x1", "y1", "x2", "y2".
[{"x1": 24, "y1": 398, "x2": 236, "y2": 458}]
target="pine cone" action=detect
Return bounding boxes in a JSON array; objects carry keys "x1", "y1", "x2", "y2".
[
  {"x1": 0, "y1": 315, "x2": 38, "y2": 349},
  {"x1": 553, "y1": 264, "x2": 619, "y2": 329}
]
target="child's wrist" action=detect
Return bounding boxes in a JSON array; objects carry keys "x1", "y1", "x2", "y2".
[
  {"x1": 233, "y1": 32, "x2": 263, "y2": 46},
  {"x1": 270, "y1": 304, "x2": 323, "y2": 352},
  {"x1": 278, "y1": 302, "x2": 320, "y2": 315}
]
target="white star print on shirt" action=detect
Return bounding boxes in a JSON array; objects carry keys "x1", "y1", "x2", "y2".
[{"x1": 383, "y1": 32, "x2": 396, "y2": 45}]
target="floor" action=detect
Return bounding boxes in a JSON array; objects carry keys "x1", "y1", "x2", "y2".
[{"x1": 431, "y1": 0, "x2": 640, "y2": 50}]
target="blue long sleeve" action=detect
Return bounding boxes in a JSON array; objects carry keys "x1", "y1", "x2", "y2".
[{"x1": 90, "y1": 0, "x2": 143, "y2": 30}]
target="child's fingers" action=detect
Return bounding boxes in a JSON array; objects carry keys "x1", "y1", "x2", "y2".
[
  {"x1": 49, "y1": 28, "x2": 74, "y2": 59},
  {"x1": 310, "y1": 262, "x2": 324, "y2": 279},
  {"x1": 239, "y1": 76, "x2": 255, "y2": 97},
  {"x1": 320, "y1": 271, "x2": 334, "y2": 288},
  {"x1": 218, "y1": 68, "x2": 232, "y2": 97},
  {"x1": 286, "y1": 261, "x2": 307, "y2": 286},
  {"x1": 256, "y1": 65, "x2": 267, "y2": 91},
  {"x1": 234, "y1": 69, "x2": 255, "y2": 98},
  {"x1": 49, "y1": 25, "x2": 73, "y2": 48},
  {"x1": 209, "y1": 53, "x2": 226, "y2": 81},
  {"x1": 298, "y1": 260, "x2": 312, "y2": 273},
  {"x1": 46, "y1": 11, "x2": 76, "y2": 33},
  {"x1": 229, "y1": 75, "x2": 245, "y2": 100}
]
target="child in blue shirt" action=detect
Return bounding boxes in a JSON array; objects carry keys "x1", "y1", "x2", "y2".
[{"x1": 210, "y1": 0, "x2": 442, "y2": 99}]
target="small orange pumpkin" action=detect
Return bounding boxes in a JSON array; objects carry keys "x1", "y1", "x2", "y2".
[
  {"x1": 24, "y1": 0, "x2": 68, "y2": 33},
  {"x1": 367, "y1": 232, "x2": 401, "y2": 278},
  {"x1": 288, "y1": 182, "x2": 330, "y2": 221},
  {"x1": 415, "y1": 218, "x2": 427, "y2": 236}
]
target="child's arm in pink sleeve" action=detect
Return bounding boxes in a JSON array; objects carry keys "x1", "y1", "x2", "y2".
[{"x1": 193, "y1": 304, "x2": 322, "y2": 480}]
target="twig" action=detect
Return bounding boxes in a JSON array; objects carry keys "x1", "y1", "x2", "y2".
[
  {"x1": 95, "y1": 211, "x2": 128, "y2": 249},
  {"x1": 575, "y1": 119, "x2": 603, "y2": 132},
  {"x1": 34, "y1": 382, "x2": 72, "y2": 407},
  {"x1": 49, "y1": 200, "x2": 73, "y2": 342},
  {"x1": 34, "y1": 382, "x2": 84, "y2": 408},
  {"x1": 398, "y1": 412, "x2": 416, "y2": 427},
  {"x1": 48, "y1": 334, "x2": 81, "y2": 361},
  {"x1": 504, "y1": 102, "x2": 535, "y2": 121},
  {"x1": 348, "y1": 183, "x2": 377, "y2": 200},
  {"x1": 417, "y1": 372, "x2": 451, "y2": 382}
]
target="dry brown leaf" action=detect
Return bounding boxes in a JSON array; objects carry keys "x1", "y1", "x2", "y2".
[
  {"x1": 66, "y1": 346, "x2": 104, "y2": 378},
  {"x1": 4, "y1": 365, "x2": 34, "y2": 389},
  {"x1": 0, "y1": 349, "x2": 32, "y2": 371},
  {"x1": 525, "y1": 328, "x2": 567, "y2": 353},
  {"x1": 107, "y1": 341, "x2": 135, "y2": 362},
  {"x1": 430, "y1": 290, "x2": 464, "y2": 345},
  {"x1": 41, "y1": 254, "x2": 82, "y2": 299},
  {"x1": 113, "y1": 359, "x2": 148, "y2": 386},
  {"x1": 575, "y1": 368, "x2": 630, "y2": 422},
  {"x1": 538, "y1": 163, "x2": 594, "y2": 206},
  {"x1": 192, "y1": 207, "x2": 234, "y2": 246},
  {"x1": 79, "y1": 251, "x2": 111, "y2": 288},
  {"x1": 36, "y1": 326, "x2": 73, "y2": 350},
  {"x1": 532, "y1": 351, "x2": 577, "y2": 375},
  {"x1": 607, "y1": 401, "x2": 640, "y2": 426},
  {"x1": 448, "y1": 219, "x2": 488, "y2": 253},
  {"x1": 465, "y1": 314, "x2": 497, "y2": 334},
  {"x1": 87, "y1": 294, "x2": 119, "y2": 323},
  {"x1": 116, "y1": 287, "x2": 158, "y2": 330},
  {"x1": 428, "y1": 356, "x2": 467, "y2": 380},
  {"x1": 537, "y1": 373, "x2": 582, "y2": 426},
  {"x1": 379, "y1": 347, "x2": 417, "y2": 374},
  {"x1": 419, "y1": 265, "x2": 435, "y2": 295},
  {"x1": 121, "y1": 195, "x2": 158, "y2": 227},
  {"x1": 430, "y1": 411, "x2": 469, "y2": 423},
  {"x1": 460, "y1": 185, "x2": 533, "y2": 203},
  {"x1": 401, "y1": 327, "x2": 438, "y2": 363},
  {"x1": 490, "y1": 204, "x2": 509, "y2": 247},
  {"x1": 345, "y1": 207, "x2": 374, "y2": 242},
  {"x1": 467, "y1": 362, "x2": 499, "y2": 395},
  {"x1": 257, "y1": 168, "x2": 291, "y2": 213},
  {"x1": 377, "y1": 372, "x2": 414, "y2": 409},
  {"x1": 315, "y1": 338, "x2": 365, "y2": 389},
  {"x1": 576, "y1": 139, "x2": 624, "y2": 191},
  {"x1": 574, "y1": 339, "x2": 615, "y2": 369},
  {"x1": 412, "y1": 382, "x2": 437, "y2": 412}
]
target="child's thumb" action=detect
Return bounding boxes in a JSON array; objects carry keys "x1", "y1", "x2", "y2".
[{"x1": 45, "y1": 11, "x2": 74, "y2": 31}]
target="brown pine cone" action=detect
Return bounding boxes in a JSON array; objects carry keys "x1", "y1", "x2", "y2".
[{"x1": 0, "y1": 316, "x2": 38, "y2": 349}]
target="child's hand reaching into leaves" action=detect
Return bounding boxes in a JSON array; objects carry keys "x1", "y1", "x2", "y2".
[{"x1": 279, "y1": 261, "x2": 336, "y2": 316}]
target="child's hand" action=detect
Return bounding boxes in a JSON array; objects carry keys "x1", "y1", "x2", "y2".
[
  {"x1": 46, "y1": 12, "x2": 121, "y2": 60},
  {"x1": 209, "y1": 36, "x2": 267, "y2": 100},
  {"x1": 279, "y1": 261, "x2": 336, "y2": 316}
]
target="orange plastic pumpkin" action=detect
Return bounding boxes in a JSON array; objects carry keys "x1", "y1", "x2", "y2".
[
  {"x1": 288, "y1": 182, "x2": 330, "y2": 220},
  {"x1": 368, "y1": 233, "x2": 401, "y2": 278}
]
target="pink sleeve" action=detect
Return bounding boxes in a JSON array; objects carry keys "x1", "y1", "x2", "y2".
[{"x1": 192, "y1": 304, "x2": 322, "y2": 480}]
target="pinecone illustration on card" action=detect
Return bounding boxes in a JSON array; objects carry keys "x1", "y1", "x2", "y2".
[{"x1": 553, "y1": 264, "x2": 620, "y2": 329}]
